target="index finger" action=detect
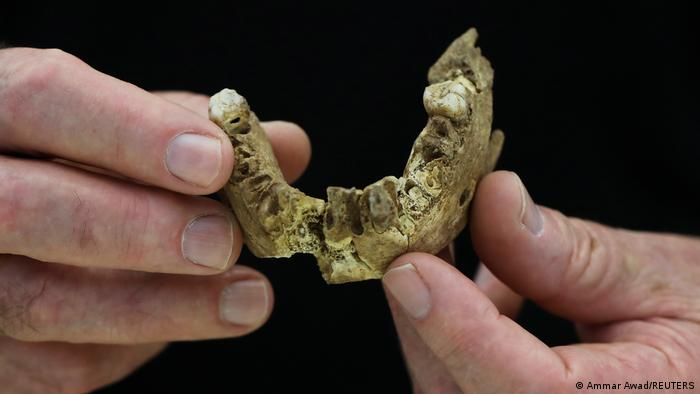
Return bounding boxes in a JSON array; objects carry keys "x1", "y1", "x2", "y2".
[
  {"x1": 383, "y1": 253, "x2": 693, "y2": 392},
  {"x1": 0, "y1": 48, "x2": 232, "y2": 195},
  {"x1": 383, "y1": 253, "x2": 566, "y2": 392}
]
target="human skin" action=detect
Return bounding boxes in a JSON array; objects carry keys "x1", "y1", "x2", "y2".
[
  {"x1": 383, "y1": 171, "x2": 700, "y2": 393},
  {"x1": 207, "y1": 29, "x2": 503, "y2": 284},
  {"x1": 0, "y1": 48, "x2": 311, "y2": 393}
]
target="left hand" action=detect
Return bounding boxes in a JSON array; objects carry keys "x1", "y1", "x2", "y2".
[{"x1": 383, "y1": 171, "x2": 700, "y2": 393}]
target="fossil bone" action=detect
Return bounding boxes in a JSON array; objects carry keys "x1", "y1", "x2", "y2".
[{"x1": 209, "y1": 28, "x2": 504, "y2": 284}]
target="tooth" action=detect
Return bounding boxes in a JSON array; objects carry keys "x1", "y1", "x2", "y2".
[{"x1": 210, "y1": 28, "x2": 504, "y2": 284}]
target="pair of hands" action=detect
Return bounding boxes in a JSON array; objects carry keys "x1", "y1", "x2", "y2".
[{"x1": 0, "y1": 48, "x2": 697, "y2": 393}]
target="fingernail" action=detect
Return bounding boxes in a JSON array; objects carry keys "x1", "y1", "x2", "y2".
[
  {"x1": 436, "y1": 245, "x2": 455, "y2": 265},
  {"x1": 382, "y1": 263, "x2": 431, "y2": 319},
  {"x1": 512, "y1": 172, "x2": 543, "y2": 236},
  {"x1": 219, "y1": 280, "x2": 269, "y2": 326},
  {"x1": 474, "y1": 263, "x2": 495, "y2": 288},
  {"x1": 182, "y1": 215, "x2": 234, "y2": 269},
  {"x1": 166, "y1": 133, "x2": 222, "y2": 187}
]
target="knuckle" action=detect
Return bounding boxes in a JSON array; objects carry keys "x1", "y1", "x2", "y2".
[
  {"x1": 16, "y1": 49, "x2": 72, "y2": 90},
  {"x1": 18, "y1": 278, "x2": 57, "y2": 340},
  {"x1": 114, "y1": 193, "x2": 151, "y2": 266},
  {"x1": 0, "y1": 167, "x2": 28, "y2": 244},
  {"x1": 69, "y1": 190, "x2": 100, "y2": 256},
  {"x1": 563, "y1": 219, "x2": 614, "y2": 293},
  {"x1": 69, "y1": 189, "x2": 150, "y2": 269},
  {"x1": 0, "y1": 269, "x2": 54, "y2": 340},
  {"x1": 433, "y1": 330, "x2": 470, "y2": 367},
  {"x1": 430, "y1": 308, "x2": 499, "y2": 370},
  {"x1": 1, "y1": 48, "x2": 81, "y2": 116}
]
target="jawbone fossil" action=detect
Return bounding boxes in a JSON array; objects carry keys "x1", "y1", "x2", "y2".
[{"x1": 209, "y1": 28, "x2": 504, "y2": 284}]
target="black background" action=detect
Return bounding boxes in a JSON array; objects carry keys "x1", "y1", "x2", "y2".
[{"x1": 2, "y1": 2, "x2": 698, "y2": 393}]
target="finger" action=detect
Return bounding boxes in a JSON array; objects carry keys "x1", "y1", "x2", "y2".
[
  {"x1": 0, "y1": 48, "x2": 232, "y2": 195},
  {"x1": 264, "y1": 121, "x2": 312, "y2": 184},
  {"x1": 552, "y1": 339, "x2": 696, "y2": 389},
  {"x1": 474, "y1": 263, "x2": 524, "y2": 319},
  {"x1": 470, "y1": 170, "x2": 700, "y2": 324},
  {"x1": 382, "y1": 253, "x2": 566, "y2": 392},
  {"x1": 155, "y1": 91, "x2": 311, "y2": 183},
  {"x1": 0, "y1": 337, "x2": 164, "y2": 393},
  {"x1": 384, "y1": 253, "x2": 695, "y2": 392},
  {"x1": 154, "y1": 90, "x2": 211, "y2": 115},
  {"x1": 384, "y1": 245, "x2": 465, "y2": 393},
  {"x1": 560, "y1": 314, "x2": 700, "y2": 381},
  {"x1": 396, "y1": 247, "x2": 520, "y2": 390},
  {"x1": 0, "y1": 255, "x2": 273, "y2": 343},
  {"x1": 436, "y1": 246, "x2": 523, "y2": 321},
  {"x1": 386, "y1": 287, "x2": 462, "y2": 393},
  {"x1": 0, "y1": 156, "x2": 242, "y2": 274},
  {"x1": 52, "y1": 119, "x2": 312, "y2": 184},
  {"x1": 52, "y1": 157, "x2": 132, "y2": 181},
  {"x1": 386, "y1": 246, "x2": 499, "y2": 393}
]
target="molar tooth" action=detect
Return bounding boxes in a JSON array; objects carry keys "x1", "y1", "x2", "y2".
[
  {"x1": 423, "y1": 81, "x2": 469, "y2": 119},
  {"x1": 214, "y1": 28, "x2": 503, "y2": 284},
  {"x1": 367, "y1": 185, "x2": 398, "y2": 233}
]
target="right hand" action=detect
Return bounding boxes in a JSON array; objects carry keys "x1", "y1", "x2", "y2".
[{"x1": 0, "y1": 47, "x2": 311, "y2": 393}]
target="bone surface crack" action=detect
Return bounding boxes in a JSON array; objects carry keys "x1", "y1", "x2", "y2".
[{"x1": 210, "y1": 28, "x2": 504, "y2": 284}]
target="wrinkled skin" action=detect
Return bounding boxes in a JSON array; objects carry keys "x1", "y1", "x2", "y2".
[
  {"x1": 3, "y1": 41, "x2": 698, "y2": 394},
  {"x1": 383, "y1": 171, "x2": 700, "y2": 393},
  {"x1": 0, "y1": 48, "x2": 311, "y2": 393}
]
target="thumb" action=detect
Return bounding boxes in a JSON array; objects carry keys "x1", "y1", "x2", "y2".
[
  {"x1": 382, "y1": 253, "x2": 565, "y2": 393},
  {"x1": 470, "y1": 171, "x2": 700, "y2": 324}
]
